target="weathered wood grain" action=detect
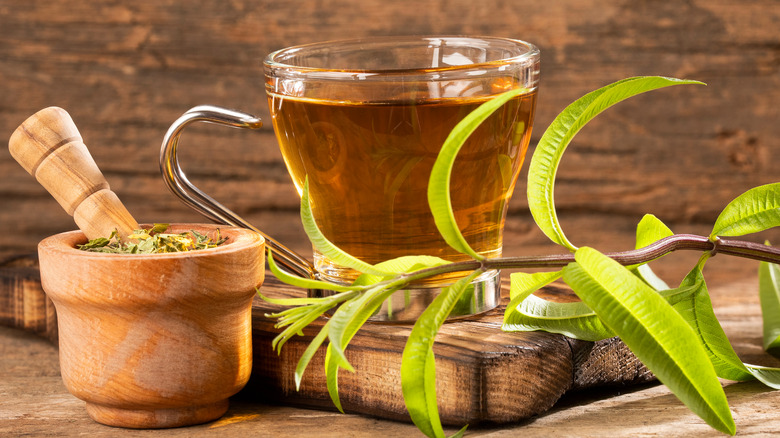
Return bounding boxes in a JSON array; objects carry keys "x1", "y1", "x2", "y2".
[
  {"x1": 248, "y1": 311, "x2": 654, "y2": 425},
  {"x1": 3, "y1": 277, "x2": 780, "y2": 436},
  {"x1": 0, "y1": 254, "x2": 56, "y2": 342},
  {"x1": 1, "y1": 0, "x2": 779, "y2": 260}
]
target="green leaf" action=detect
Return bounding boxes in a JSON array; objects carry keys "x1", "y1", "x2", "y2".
[
  {"x1": 352, "y1": 255, "x2": 451, "y2": 287},
  {"x1": 326, "y1": 283, "x2": 398, "y2": 372},
  {"x1": 326, "y1": 255, "x2": 455, "y2": 374},
  {"x1": 503, "y1": 270, "x2": 612, "y2": 341},
  {"x1": 77, "y1": 237, "x2": 110, "y2": 249},
  {"x1": 324, "y1": 343, "x2": 344, "y2": 412},
  {"x1": 428, "y1": 88, "x2": 525, "y2": 260},
  {"x1": 632, "y1": 214, "x2": 674, "y2": 290},
  {"x1": 507, "y1": 270, "x2": 563, "y2": 302},
  {"x1": 324, "y1": 282, "x2": 403, "y2": 411},
  {"x1": 323, "y1": 255, "x2": 461, "y2": 412},
  {"x1": 759, "y1": 259, "x2": 780, "y2": 354},
  {"x1": 300, "y1": 177, "x2": 393, "y2": 277},
  {"x1": 269, "y1": 302, "x2": 333, "y2": 353},
  {"x1": 262, "y1": 251, "x2": 364, "y2": 356},
  {"x1": 294, "y1": 322, "x2": 330, "y2": 390},
  {"x1": 671, "y1": 260, "x2": 780, "y2": 389},
  {"x1": 635, "y1": 214, "x2": 674, "y2": 250},
  {"x1": 266, "y1": 250, "x2": 363, "y2": 293},
  {"x1": 744, "y1": 364, "x2": 780, "y2": 389},
  {"x1": 401, "y1": 270, "x2": 482, "y2": 438},
  {"x1": 259, "y1": 291, "x2": 352, "y2": 308},
  {"x1": 149, "y1": 223, "x2": 170, "y2": 234},
  {"x1": 503, "y1": 293, "x2": 615, "y2": 342},
  {"x1": 666, "y1": 263, "x2": 753, "y2": 382},
  {"x1": 710, "y1": 182, "x2": 780, "y2": 239},
  {"x1": 563, "y1": 247, "x2": 735, "y2": 435},
  {"x1": 527, "y1": 77, "x2": 705, "y2": 250},
  {"x1": 634, "y1": 264, "x2": 670, "y2": 291},
  {"x1": 447, "y1": 426, "x2": 468, "y2": 438}
]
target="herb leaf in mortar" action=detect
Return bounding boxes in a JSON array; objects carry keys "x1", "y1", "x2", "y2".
[{"x1": 78, "y1": 223, "x2": 227, "y2": 253}]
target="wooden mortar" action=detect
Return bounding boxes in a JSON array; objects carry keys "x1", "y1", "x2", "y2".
[{"x1": 37, "y1": 223, "x2": 265, "y2": 428}]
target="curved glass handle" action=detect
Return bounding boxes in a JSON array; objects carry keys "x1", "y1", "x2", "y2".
[{"x1": 159, "y1": 105, "x2": 315, "y2": 279}]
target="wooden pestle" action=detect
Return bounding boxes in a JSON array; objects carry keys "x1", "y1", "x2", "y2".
[{"x1": 9, "y1": 107, "x2": 139, "y2": 241}]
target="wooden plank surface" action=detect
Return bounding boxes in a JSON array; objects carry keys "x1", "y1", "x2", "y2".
[
  {"x1": 3, "y1": 277, "x2": 780, "y2": 437},
  {"x1": 248, "y1": 278, "x2": 653, "y2": 425},
  {"x1": 2, "y1": 1, "x2": 780, "y2": 435}
]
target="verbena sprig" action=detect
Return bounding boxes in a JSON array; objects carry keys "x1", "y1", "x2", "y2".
[{"x1": 261, "y1": 76, "x2": 780, "y2": 438}]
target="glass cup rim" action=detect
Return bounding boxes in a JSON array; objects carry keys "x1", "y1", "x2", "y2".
[{"x1": 263, "y1": 35, "x2": 540, "y2": 78}]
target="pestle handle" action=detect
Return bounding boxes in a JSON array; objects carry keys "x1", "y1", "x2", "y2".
[{"x1": 9, "y1": 107, "x2": 139, "y2": 241}]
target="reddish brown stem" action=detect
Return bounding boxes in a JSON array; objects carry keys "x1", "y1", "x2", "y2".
[{"x1": 401, "y1": 234, "x2": 780, "y2": 279}]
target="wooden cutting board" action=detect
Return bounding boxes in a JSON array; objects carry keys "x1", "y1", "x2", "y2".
[{"x1": 0, "y1": 253, "x2": 653, "y2": 426}]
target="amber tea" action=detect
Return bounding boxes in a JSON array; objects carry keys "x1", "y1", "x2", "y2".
[
  {"x1": 263, "y1": 36, "x2": 540, "y2": 319},
  {"x1": 269, "y1": 90, "x2": 537, "y2": 284}
]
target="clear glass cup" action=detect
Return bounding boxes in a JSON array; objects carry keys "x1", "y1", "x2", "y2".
[{"x1": 263, "y1": 36, "x2": 540, "y2": 321}]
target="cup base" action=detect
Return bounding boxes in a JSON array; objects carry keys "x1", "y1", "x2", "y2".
[
  {"x1": 84, "y1": 399, "x2": 229, "y2": 429},
  {"x1": 312, "y1": 269, "x2": 501, "y2": 323}
]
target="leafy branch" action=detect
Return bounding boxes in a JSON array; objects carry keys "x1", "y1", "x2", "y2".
[{"x1": 260, "y1": 76, "x2": 780, "y2": 437}]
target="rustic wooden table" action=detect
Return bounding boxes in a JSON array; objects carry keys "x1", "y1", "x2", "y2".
[
  {"x1": 3, "y1": 273, "x2": 780, "y2": 437},
  {"x1": 2, "y1": 3, "x2": 780, "y2": 435}
]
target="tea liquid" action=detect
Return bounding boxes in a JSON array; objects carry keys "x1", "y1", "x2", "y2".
[{"x1": 269, "y1": 90, "x2": 537, "y2": 283}]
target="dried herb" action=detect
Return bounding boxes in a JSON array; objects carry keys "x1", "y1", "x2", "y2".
[{"x1": 78, "y1": 223, "x2": 227, "y2": 254}]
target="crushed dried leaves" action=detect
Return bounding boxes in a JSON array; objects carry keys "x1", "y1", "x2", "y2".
[{"x1": 78, "y1": 223, "x2": 227, "y2": 254}]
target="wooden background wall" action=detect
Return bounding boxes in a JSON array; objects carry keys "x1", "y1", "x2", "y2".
[{"x1": 1, "y1": 0, "x2": 778, "y2": 280}]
